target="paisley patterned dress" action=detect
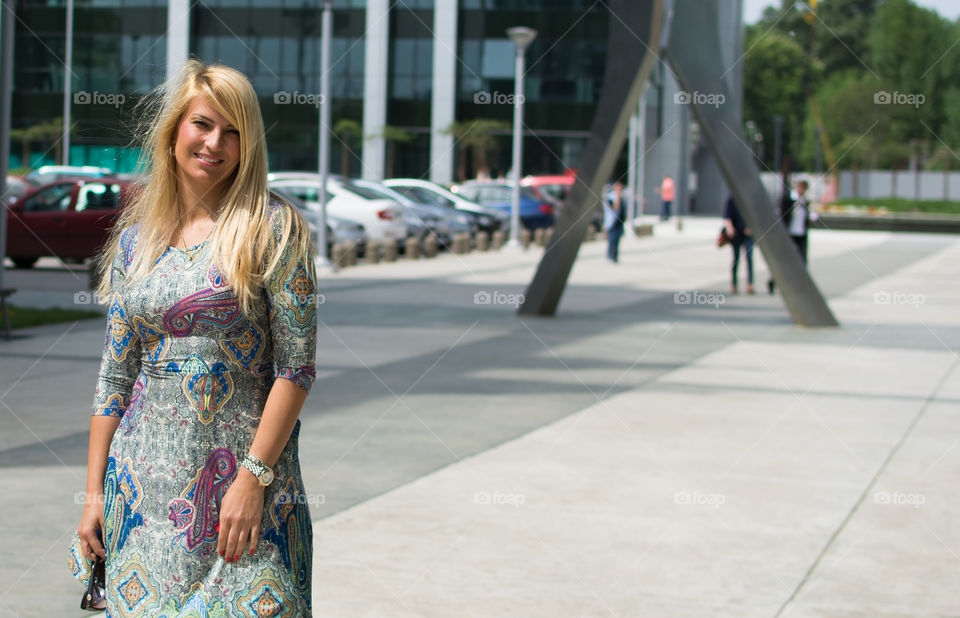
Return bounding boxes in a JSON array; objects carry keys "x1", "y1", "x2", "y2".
[{"x1": 69, "y1": 200, "x2": 318, "y2": 617}]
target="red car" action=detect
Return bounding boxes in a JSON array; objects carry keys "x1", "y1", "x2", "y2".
[{"x1": 5, "y1": 177, "x2": 132, "y2": 268}]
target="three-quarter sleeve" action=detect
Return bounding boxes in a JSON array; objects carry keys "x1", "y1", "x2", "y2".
[
  {"x1": 91, "y1": 228, "x2": 143, "y2": 417},
  {"x1": 265, "y1": 202, "x2": 318, "y2": 393}
]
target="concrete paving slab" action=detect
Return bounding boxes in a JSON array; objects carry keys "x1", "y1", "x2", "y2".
[{"x1": 0, "y1": 221, "x2": 957, "y2": 616}]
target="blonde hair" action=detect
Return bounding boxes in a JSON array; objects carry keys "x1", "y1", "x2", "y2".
[{"x1": 94, "y1": 59, "x2": 312, "y2": 317}]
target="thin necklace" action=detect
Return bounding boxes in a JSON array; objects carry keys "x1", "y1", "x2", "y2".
[{"x1": 177, "y1": 201, "x2": 216, "y2": 262}]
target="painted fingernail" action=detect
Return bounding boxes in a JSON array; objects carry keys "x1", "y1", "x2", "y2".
[
  {"x1": 233, "y1": 555, "x2": 239, "y2": 562},
  {"x1": 225, "y1": 556, "x2": 232, "y2": 563},
  {"x1": 249, "y1": 548, "x2": 254, "y2": 555},
  {"x1": 219, "y1": 550, "x2": 225, "y2": 557}
]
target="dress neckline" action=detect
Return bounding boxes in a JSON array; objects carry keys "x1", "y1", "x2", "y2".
[{"x1": 169, "y1": 239, "x2": 210, "y2": 252}]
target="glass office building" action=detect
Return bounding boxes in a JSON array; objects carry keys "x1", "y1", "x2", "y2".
[{"x1": 10, "y1": 0, "x2": 614, "y2": 186}]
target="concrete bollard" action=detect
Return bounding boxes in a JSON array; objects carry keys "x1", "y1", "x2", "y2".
[
  {"x1": 544, "y1": 227, "x2": 554, "y2": 246},
  {"x1": 382, "y1": 238, "x2": 398, "y2": 262},
  {"x1": 491, "y1": 230, "x2": 505, "y2": 250},
  {"x1": 585, "y1": 225, "x2": 596, "y2": 242},
  {"x1": 632, "y1": 223, "x2": 654, "y2": 237},
  {"x1": 422, "y1": 235, "x2": 438, "y2": 258},
  {"x1": 520, "y1": 228, "x2": 532, "y2": 249},
  {"x1": 331, "y1": 243, "x2": 348, "y2": 268},
  {"x1": 405, "y1": 236, "x2": 420, "y2": 259},
  {"x1": 476, "y1": 231, "x2": 489, "y2": 252},
  {"x1": 344, "y1": 243, "x2": 357, "y2": 266},
  {"x1": 454, "y1": 233, "x2": 473, "y2": 254},
  {"x1": 533, "y1": 227, "x2": 545, "y2": 246},
  {"x1": 366, "y1": 240, "x2": 381, "y2": 264}
]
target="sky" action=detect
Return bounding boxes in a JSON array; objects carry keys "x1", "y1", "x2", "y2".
[{"x1": 743, "y1": 0, "x2": 960, "y2": 24}]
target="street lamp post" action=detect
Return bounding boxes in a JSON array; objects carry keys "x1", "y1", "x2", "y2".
[
  {"x1": 316, "y1": 0, "x2": 332, "y2": 266},
  {"x1": 506, "y1": 26, "x2": 536, "y2": 248},
  {"x1": 62, "y1": 0, "x2": 74, "y2": 165}
]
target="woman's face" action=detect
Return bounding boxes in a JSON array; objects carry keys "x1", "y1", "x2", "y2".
[{"x1": 173, "y1": 97, "x2": 241, "y2": 198}]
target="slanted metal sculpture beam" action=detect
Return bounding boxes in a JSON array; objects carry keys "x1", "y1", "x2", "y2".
[
  {"x1": 665, "y1": 0, "x2": 837, "y2": 326},
  {"x1": 517, "y1": 0, "x2": 665, "y2": 317},
  {"x1": 519, "y1": 0, "x2": 838, "y2": 328}
]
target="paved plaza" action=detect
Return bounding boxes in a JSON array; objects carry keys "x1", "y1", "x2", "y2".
[{"x1": 0, "y1": 218, "x2": 958, "y2": 617}]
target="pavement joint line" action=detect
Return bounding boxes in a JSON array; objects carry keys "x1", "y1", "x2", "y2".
[
  {"x1": 772, "y1": 354, "x2": 960, "y2": 618},
  {"x1": 312, "y1": 320, "x2": 485, "y2": 487},
  {"x1": 515, "y1": 320, "x2": 682, "y2": 484},
  {"x1": 652, "y1": 380, "x2": 960, "y2": 404},
  {"x1": 518, "y1": 318, "x2": 691, "y2": 486},
  {"x1": 721, "y1": 321, "x2": 875, "y2": 474},
  {"x1": 0, "y1": 320, "x2": 81, "y2": 402}
]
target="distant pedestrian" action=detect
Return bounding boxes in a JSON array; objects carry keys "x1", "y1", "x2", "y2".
[
  {"x1": 786, "y1": 179, "x2": 812, "y2": 264},
  {"x1": 723, "y1": 197, "x2": 754, "y2": 294},
  {"x1": 768, "y1": 178, "x2": 814, "y2": 295},
  {"x1": 603, "y1": 182, "x2": 626, "y2": 263},
  {"x1": 655, "y1": 175, "x2": 675, "y2": 221}
]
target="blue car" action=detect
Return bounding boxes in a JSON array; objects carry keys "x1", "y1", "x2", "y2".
[{"x1": 452, "y1": 181, "x2": 554, "y2": 230}]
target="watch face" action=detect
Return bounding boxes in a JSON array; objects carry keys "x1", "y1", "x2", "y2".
[{"x1": 261, "y1": 468, "x2": 275, "y2": 486}]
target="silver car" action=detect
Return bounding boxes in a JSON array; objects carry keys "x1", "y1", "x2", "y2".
[{"x1": 270, "y1": 188, "x2": 366, "y2": 258}]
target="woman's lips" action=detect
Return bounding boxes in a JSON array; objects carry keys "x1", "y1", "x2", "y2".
[{"x1": 195, "y1": 153, "x2": 224, "y2": 166}]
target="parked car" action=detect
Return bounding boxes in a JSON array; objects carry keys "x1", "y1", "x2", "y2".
[
  {"x1": 25, "y1": 165, "x2": 113, "y2": 187},
  {"x1": 5, "y1": 178, "x2": 131, "y2": 268},
  {"x1": 3, "y1": 175, "x2": 35, "y2": 205},
  {"x1": 522, "y1": 174, "x2": 603, "y2": 230},
  {"x1": 451, "y1": 180, "x2": 554, "y2": 230},
  {"x1": 383, "y1": 178, "x2": 508, "y2": 235},
  {"x1": 269, "y1": 187, "x2": 366, "y2": 258},
  {"x1": 355, "y1": 179, "x2": 475, "y2": 246},
  {"x1": 267, "y1": 172, "x2": 407, "y2": 242}
]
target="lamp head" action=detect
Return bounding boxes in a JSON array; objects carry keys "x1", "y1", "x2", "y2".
[{"x1": 507, "y1": 27, "x2": 538, "y2": 52}]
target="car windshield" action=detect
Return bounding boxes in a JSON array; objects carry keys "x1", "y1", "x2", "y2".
[
  {"x1": 536, "y1": 183, "x2": 568, "y2": 205},
  {"x1": 335, "y1": 179, "x2": 388, "y2": 201}
]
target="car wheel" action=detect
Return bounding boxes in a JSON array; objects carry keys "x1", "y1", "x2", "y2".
[{"x1": 11, "y1": 257, "x2": 38, "y2": 269}]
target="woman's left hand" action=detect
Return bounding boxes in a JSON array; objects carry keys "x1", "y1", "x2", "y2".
[{"x1": 217, "y1": 469, "x2": 265, "y2": 562}]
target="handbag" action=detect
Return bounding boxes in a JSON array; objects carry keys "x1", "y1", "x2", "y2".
[
  {"x1": 717, "y1": 226, "x2": 731, "y2": 248},
  {"x1": 81, "y1": 557, "x2": 106, "y2": 611},
  {"x1": 69, "y1": 531, "x2": 106, "y2": 611}
]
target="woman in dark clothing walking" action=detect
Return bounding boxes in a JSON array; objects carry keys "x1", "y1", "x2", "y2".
[{"x1": 723, "y1": 197, "x2": 754, "y2": 294}]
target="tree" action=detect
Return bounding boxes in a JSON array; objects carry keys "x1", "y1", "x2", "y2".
[
  {"x1": 370, "y1": 125, "x2": 416, "y2": 179},
  {"x1": 869, "y1": 0, "x2": 956, "y2": 148},
  {"x1": 332, "y1": 118, "x2": 362, "y2": 176},
  {"x1": 442, "y1": 119, "x2": 510, "y2": 181},
  {"x1": 10, "y1": 118, "x2": 65, "y2": 168},
  {"x1": 742, "y1": 27, "x2": 810, "y2": 170}
]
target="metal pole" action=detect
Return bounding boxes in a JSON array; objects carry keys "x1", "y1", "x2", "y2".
[
  {"x1": 773, "y1": 114, "x2": 784, "y2": 201},
  {"x1": 676, "y1": 102, "x2": 689, "y2": 231},
  {"x1": 62, "y1": 0, "x2": 73, "y2": 165},
  {"x1": 1, "y1": 0, "x2": 15, "y2": 292},
  {"x1": 316, "y1": 0, "x2": 331, "y2": 265},
  {"x1": 507, "y1": 47, "x2": 525, "y2": 247},
  {"x1": 635, "y1": 96, "x2": 645, "y2": 225},
  {"x1": 625, "y1": 106, "x2": 638, "y2": 237}
]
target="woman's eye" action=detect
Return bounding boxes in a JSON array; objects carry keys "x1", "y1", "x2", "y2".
[{"x1": 193, "y1": 121, "x2": 208, "y2": 128}]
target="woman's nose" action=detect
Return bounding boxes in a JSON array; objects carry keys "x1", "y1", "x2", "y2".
[{"x1": 205, "y1": 128, "x2": 224, "y2": 151}]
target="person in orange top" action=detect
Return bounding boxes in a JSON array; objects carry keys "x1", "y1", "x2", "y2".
[{"x1": 655, "y1": 175, "x2": 675, "y2": 221}]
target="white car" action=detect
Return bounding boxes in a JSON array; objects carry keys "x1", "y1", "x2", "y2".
[
  {"x1": 268, "y1": 173, "x2": 407, "y2": 242},
  {"x1": 383, "y1": 178, "x2": 508, "y2": 235}
]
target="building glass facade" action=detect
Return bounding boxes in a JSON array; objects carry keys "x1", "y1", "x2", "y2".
[
  {"x1": 455, "y1": 0, "x2": 607, "y2": 177},
  {"x1": 9, "y1": 0, "x2": 614, "y2": 182}
]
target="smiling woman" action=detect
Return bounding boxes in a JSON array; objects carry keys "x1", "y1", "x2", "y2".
[{"x1": 68, "y1": 60, "x2": 318, "y2": 616}]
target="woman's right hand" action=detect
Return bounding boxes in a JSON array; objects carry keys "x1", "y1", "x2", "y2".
[{"x1": 77, "y1": 493, "x2": 106, "y2": 561}]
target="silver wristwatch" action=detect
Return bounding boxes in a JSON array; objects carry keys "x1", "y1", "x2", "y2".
[{"x1": 240, "y1": 453, "x2": 275, "y2": 487}]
